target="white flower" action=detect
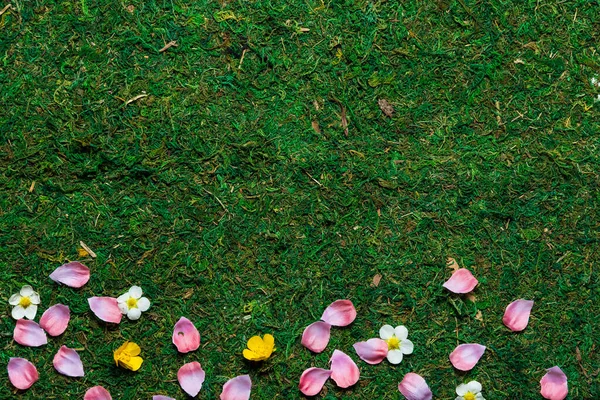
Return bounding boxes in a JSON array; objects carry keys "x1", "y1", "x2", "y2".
[
  {"x1": 455, "y1": 381, "x2": 485, "y2": 400},
  {"x1": 379, "y1": 324, "x2": 414, "y2": 364},
  {"x1": 592, "y1": 77, "x2": 599, "y2": 87},
  {"x1": 117, "y1": 286, "x2": 150, "y2": 320},
  {"x1": 8, "y1": 285, "x2": 40, "y2": 320}
]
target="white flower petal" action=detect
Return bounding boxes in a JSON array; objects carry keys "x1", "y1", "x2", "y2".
[
  {"x1": 12, "y1": 305, "x2": 26, "y2": 320},
  {"x1": 9, "y1": 294, "x2": 22, "y2": 305},
  {"x1": 455, "y1": 397, "x2": 464, "y2": 400},
  {"x1": 475, "y1": 394, "x2": 485, "y2": 400},
  {"x1": 118, "y1": 302, "x2": 129, "y2": 314},
  {"x1": 379, "y1": 324, "x2": 395, "y2": 340},
  {"x1": 400, "y1": 338, "x2": 414, "y2": 354},
  {"x1": 127, "y1": 308, "x2": 142, "y2": 320},
  {"x1": 117, "y1": 293, "x2": 129, "y2": 303},
  {"x1": 466, "y1": 381, "x2": 482, "y2": 393},
  {"x1": 456, "y1": 383, "x2": 468, "y2": 396},
  {"x1": 29, "y1": 293, "x2": 40, "y2": 305},
  {"x1": 20, "y1": 286, "x2": 34, "y2": 297},
  {"x1": 386, "y1": 349, "x2": 403, "y2": 364},
  {"x1": 394, "y1": 325, "x2": 409, "y2": 340},
  {"x1": 24, "y1": 305, "x2": 37, "y2": 320},
  {"x1": 129, "y1": 286, "x2": 143, "y2": 299},
  {"x1": 137, "y1": 297, "x2": 150, "y2": 312}
]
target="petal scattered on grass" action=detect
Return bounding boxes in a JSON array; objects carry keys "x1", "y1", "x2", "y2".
[
  {"x1": 14, "y1": 320, "x2": 47, "y2": 347},
  {"x1": 88, "y1": 297, "x2": 122, "y2": 324},
  {"x1": 449, "y1": 343, "x2": 486, "y2": 371},
  {"x1": 299, "y1": 368, "x2": 332, "y2": 396},
  {"x1": 330, "y1": 350, "x2": 360, "y2": 388},
  {"x1": 49, "y1": 261, "x2": 90, "y2": 288},
  {"x1": 443, "y1": 268, "x2": 478, "y2": 294},
  {"x1": 540, "y1": 366, "x2": 568, "y2": 400},
  {"x1": 178, "y1": 361, "x2": 205, "y2": 397},
  {"x1": 398, "y1": 373, "x2": 433, "y2": 400},
  {"x1": 7, "y1": 358, "x2": 38, "y2": 390},
  {"x1": 53, "y1": 346, "x2": 85, "y2": 377},
  {"x1": 153, "y1": 396, "x2": 175, "y2": 400},
  {"x1": 321, "y1": 300, "x2": 357, "y2": 326},
  {"x1": 40, "y1": 304, "x2": 70, "y2": 336},
  {"x1": 301, "y1": 321, "x2": 331, "y2": 353},
  {"x1": 172, "y1": 317, "x2": 200, "y2": 353},
  {"x1": 503, "y1": 299, "x2": 534, "y2": 332},
  {"x1": 220, "y1": 375, "x2": 251, "y2": 400},
  {"x1": 353, "y1": 338, "x2": 388, "y2": 365},
  {"x1": 84, "y1": 386, "x2": 112, "y2": 400}
]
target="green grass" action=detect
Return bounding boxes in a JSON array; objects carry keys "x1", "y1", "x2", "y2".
[{"x1": 1, "y1": 0, "x2": 599, "y2": 398}]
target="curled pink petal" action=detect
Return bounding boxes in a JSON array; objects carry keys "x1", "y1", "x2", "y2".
[
  {"x1": 172, "y1": 317, "x2": 200, "y2": 353},
  {"x1": 49, "y1": 261, "x2": 90, "y2": 288},
  {"x1": 541, "y1": 366, "x2": 568, "y2": 400},
  {"x1": 449, "y1": 343, "x2": 486, "y2": 371},
  {"x1": 53, "y1": 346, "x2": 84, "y2": 377},
  {"x1": 353, "y1": 338, "x2": 388, "y2": 365},
  {"x1": 330, "y1": 349, "x2": 360, "y2": 388},
  {"x1": 88, "y1": 297, "x2": 122, "y2": 324},
  {"x1": 14, "y1": 320, "x2": 48, "y2": 347},
  {"x1": 299, "y1": 368, "x2": 332, "y2": 396},
  {"x1": 7, "y1": 358, "x2": 38, "y2": 390},
  {"x1": 301, "y1": 321, "x2": 331, "y2": 353},
  {"x1": 40, "y1": 304, "x2": 70, "y2": 336},
  {"x1": 398, "y1": 373, "x2": 433, "y2": 400},
  {"x1": 84, "y1": 386, "x2": 112, "y2": 400},
  {"x1": 320, "y1": 300, "x2": 357, "y2": 326},
  {"x1": 178, "y1": 361, "x2": 205, "y2": 397},
  {"x1": 442, "y1": 268, "x2": 478, "y2": 293},
  {"x1": 220, "y1": 375, "x2": 251, "y2": 400},
  {"x1": 503, "y1": 299, "x2": 534, "y2": 332},
  {"x1": 153, "y1": 397, "x2": 175, "y2": 400}
]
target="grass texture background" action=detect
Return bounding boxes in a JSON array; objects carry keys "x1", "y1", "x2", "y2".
[{"x1": 1, "y1": 0, "x2": 599, "y2": 398}]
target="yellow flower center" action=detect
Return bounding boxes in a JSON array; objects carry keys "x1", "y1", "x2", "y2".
[
  {"x1": 464, "y1": 392, "x2": 476, "y2": 400},
  {"x1": 19, "y1": 296, "x2": 32, "y2": 307},
  {"x1": 127, "y1": 297, "x2": 138, "y2": 308},
  {"x1": 386, "y1": 336, "x2": 400, "y2": 350}
]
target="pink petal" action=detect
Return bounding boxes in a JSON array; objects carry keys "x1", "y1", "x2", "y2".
[
  {"x1": 49, "y1": 261, "x2": 90, "y2": 288},
  {"x1": 503, "y1": 299, "x2": 534, "y2": 332},
  {"x1": 84, "y1": 386, "x2": 112, "y2": 400},
  {"x1": 153, "y1": 397, "x2": 176, "y2": 400},
  {"x1": 7, "y1": 358, "x2": 38, "y2": 390},
  {"x1": 353, "y1": 338, "x2": 388, "y2": 365},
  {"x1": 301, "y1": 321, "x2": 332, "y2": 353},
  {"x1": 178, "y1": 361, "x2": 205, "y2": 397},
  {"x1": 14, "y1": 320, "x2": 48, "y2": 347},
  {"x1": 220, "y1": 375, "x2": 251, "y2": 400},
  {"x1": 442, "y1": 268, "x2": 478, "y2": 293},
  {"x1": 40, "y1": 304, "x2": 70, "y2": 336},
  {"x1": 321, "y1": 299, "x2": 357, "y2": 326},
  {"x1": 53, "y1": 346, "x2": 84, "y2": 377},
  {"x1": 329, "y1": 349, "x2": 360, "y2": 388},
  {"x1": 88, "y1": 297, "x2": 122, "y2": 324},
  {"x1": 449, "y1": 343, "x2": 486, "y2": 371},
  {"x1": 398, "y1": 373, "x2": 433, "y2": 400},
  {"x1": 540, "y1": 366, "x2": 568, "y2": 400},
  {"x1": 172, "y1": 317, "x2": 200, "y2": 353},
  {"x1": 299, "y1": 368, "x2": 332, "y2": 396}
]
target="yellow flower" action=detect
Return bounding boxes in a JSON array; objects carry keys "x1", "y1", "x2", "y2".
[
  {"x1": 113, "y1": 341, "x2": 143, "y2": 371},
  {"x1": 243, "y1": 334, "x2": 274, "y2": 361}
]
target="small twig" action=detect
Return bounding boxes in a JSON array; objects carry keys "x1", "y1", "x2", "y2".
[
  {"x1": 28, "y1": 181, "x2": 35, "y2": 193},
  {"x1": 159, "y1": 40, "x2": 178, "y2": 53},
  {"x1": 0, "y1": 4, "x2": 12, "y2": 16},
  {"x1": 302, "y1": 169, "x2": 322, "y2": 187},
  {"x1": 79, "y1": 241, "x2": 97, "y2": 258},
  {"x1": 124, "y1": 93, "x2": 148, "y2": 106},
  {"x1": 203, "y1": 189, "x2": 228, "y2": 212},
  {"x1": 238, "y1": 48, "x2": 247, "y2": 69}
]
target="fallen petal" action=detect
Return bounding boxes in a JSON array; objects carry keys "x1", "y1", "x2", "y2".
[
  {"x1": 353, "y1": 338, "x2": 388, "y2": 365},
  {"x1": 301, "y1": 321, "x2": 331, "y2": 353},
  {"x1": 330, "y1": 349, "x2": 360, "y2": 388},
  {"x1": 49, "y1": 261, "x2": 90, "y2": 288},
  {"x1": 503, "y1": 299, "x2": 534, "y2": 332},
  {"x1": 153, "y1": 397, "x2": 176, "y2": 400},
  {"x1": 220, "y1": 374, "x2": 251, "y2": 400},
  {"x1": 88, "y1": 297, "x2": 122, "y2": 324},
  {"x1": 7, "y1": 358, "x2": 38, "y2": 390},
  {"x1": 540, "y1": 366, "x2": 568, "y2": 400},
  {"x1": 398, "y1": 373, "x2": 433, "y2": 400},
  {"x1": 53, "y1": 346, "x2": 84, "y2": 377},
  {"x1": 40, "y1": 304, "x2": 70, "y2": 336},
  {"x1": 172, "y1": 317, "x2": 200, "y2": 353},
  {"x1": 449, "y1": 343, "x2": 486, "y2": 371},
  {"x1": 84, "y1": 386, "x2": 112, "y2": 400},
  {"x1": 299, "y1": 368, "x2": 332, "y2": 396},
  {"x1": 14, "y1": 320, "x2": 48, "y2": 347},
  {"x1": 178, "y1": 361, "x2": 205, "y2": 397},
  {"x1": 443, "y1": 268, "x2": 478, "y2": 294},
  {"x1": 321, "y1": 299, "x2": 357, "y2": 326}
]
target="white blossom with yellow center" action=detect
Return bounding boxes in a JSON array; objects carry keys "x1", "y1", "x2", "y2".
[
  {"x1": 455, "y1": 381, "x2": 485, "y2": 400},
  {"x1": 117, "y1": 286, "x2": 150, "y2": 320},
  {"x1": 379, "y1": 324, "x2": 414, "y2": 364},
  {"x1": 8, "y1": 285, "x2": 40, "y2": 320}
]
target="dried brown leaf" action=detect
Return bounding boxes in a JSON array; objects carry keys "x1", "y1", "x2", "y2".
[
  {"x1": 371, "y1": 273, "x2": 382, "y2": 287},
  {"x1": 474, "y1": 310, "x2": 483, "y2": 322},
  {"x1": 311, "y1": 120, "x2": 321, "y2": 134},
  {"x1": 159, "y1": 40, "x2": 178, "y2": 53},
  {"x1": 340, "y1": 105, "x2": 348, "y2": 136},
  {"x1": 447, "y1": 257, "x2": 460, "y2": 271},
  {"x1": 378, "y1": 99, "x2": 394, "y2": 117}
]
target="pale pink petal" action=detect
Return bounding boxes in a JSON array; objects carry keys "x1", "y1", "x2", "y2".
[
  {"x1": 449, "y1": 343, "x2": 486, "y2": 371},
  {"x1": 84, "y1": 386, "x2": 112, "y2": 400},
  {"x1": 299, "y1": 368, "x2": 332, "y2": 396},
  {"x1": 353, "y1": 338, "x2": 388, "y2": 365},
  {"x1": 220, "y1": 375, "x2": 251, "y2": 400},
  {"x1": 330, "y1": 349, "x2": 360, "y2": 388},
  {"x1": 49, "y1": 261, "x2": 90, "y2": 288},
  {"x1": 398, "y1": 373, "x2": 433, "y2": 400},
  {"x1": 153, "y1": 397, "x2": 175, "y2": 400},
  {"x1": 53, "y1": 346, "x2": 84, "y2": 377},
  {"x1": 301, "y1": 321, "x2": 331, "y2": 353},
  {"x1": 503, "y1": 299, "x2": 534, "y2": 332},
  {"x1": 7, "y1": 358, "x2": 38, "y2": 390},
  {"x1": 540, "y1": 366, "x2": 568, "y2": 400},
  {"x1": 172, "y1": 317, "x2": 200, "y2": 353},
  {"x1": 14, "y1": 320, "x2": 48, "y2": 347},
  {"x1": 88, "y1": 297, "x2": 122, "y2": 324},
  {"x1": 178, "y1": 361, "x2": 205, "y2": 397},
  {"x1": 320, "y1": 299, "x2": 357, "y2": 326},
  {"x1": 442, "y1": 268, "x2": 478, "y2": 293},
  {"x1": 40, "y1": 304, "x2": 70, "y2": 336}
]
